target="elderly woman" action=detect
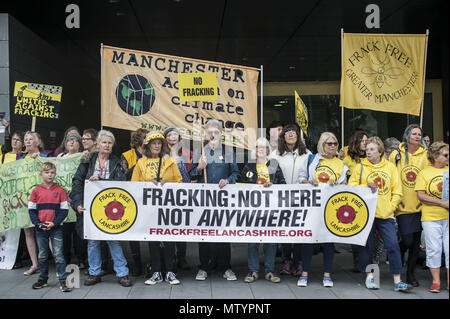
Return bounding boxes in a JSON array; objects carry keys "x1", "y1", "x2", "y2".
[
  {"x1": 132, "y1": 131, "x2": 182, "y2": 285},
  {"x1": 239, "y1": 137, "x2": 285, "y2": 283},
  {"x1": 297, "y1": 132, "x2": 348, "y2": 288},
  {"x1": 349, "y1": 137, "x2": 408, "y2": 291},
  {"x1": 389, "y1": 124, "x2": 429, "y2": 287},
  {"x1": 415, "y1": 141, "x2": 449, "y2": 292},
  {"x1": 56, "y1": 133, "x2": 83, "y2": 157},
  {"x1": 18, "y1": 131, "x2": 48, "y2": 276},
  {"x1": 70, "y1": 130, "x2": 132, "y2": 287},
  {"x1": 53, "y1": 126, "x2": 80, "y2": 157},
  {"x1": 270, "y1": 124, "x2": 310, "y2": 277}
]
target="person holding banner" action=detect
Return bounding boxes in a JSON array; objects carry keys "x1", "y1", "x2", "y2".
[
  {"x1": 415, "y1": 141, "x2": 449, "y2": 292},
  {"x1": 343, "y1": 130, "x2": 368, "y2": 272},
  {"x1": 18, "y1": 131, "x2": 48, "y2": 276},
  {"x1": 269, "y1": 124, "x2": 309, "y2": 277},
  {"x1": 70, "y1": 129, "x2": 132, "y2": 287},
  {"x1": 120, "y1": 128, "x2": 149, "y2": 277},
  {"x1": 190, "y1": 119, "x2": 240, "y2": 281},
  {"x1": 298, "y1": 132, "x2": 348, "y2": 287},
  {"x1": 239, "y1": 137, "x2": 285, "y2": 283},
  {"x1": 131, "y1": 131, "x2": 182, "y2": 285},
  {"x1": 164, "y1": 126, "x2": 192, "y2": 271},
  {"x1": 349, "y1": 137, "x2": 409, "y2": 292},
  {"x1": 389, "y1": 124, "x2": 429, "y2": 287}
]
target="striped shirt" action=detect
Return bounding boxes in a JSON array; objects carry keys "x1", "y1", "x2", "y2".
[{"x1": 28, "y1": 183, "x2": 69, "y2": 227}]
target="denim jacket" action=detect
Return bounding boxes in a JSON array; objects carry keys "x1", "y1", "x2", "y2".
[{"x1": 190, "y1": 143, "x2": 239, "y2": 184}]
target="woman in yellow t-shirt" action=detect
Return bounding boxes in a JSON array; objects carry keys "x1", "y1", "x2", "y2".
[
  {"x1": 415, "y1": 142, "x2": 449, "y2": 292},
  {"x1": 297, "y1": 132, "x2": 349, "y2": 288},
  {"x1": 131, "y1": 132, "x2": 182, "y2": 285}
]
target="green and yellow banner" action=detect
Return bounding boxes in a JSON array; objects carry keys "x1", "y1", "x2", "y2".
[
  {"x1": 340, "y1": 33, "x2": 427, "y2": 116},
  {"x1": 0, "y1": 153, "x2": 83, "y2": 232}
]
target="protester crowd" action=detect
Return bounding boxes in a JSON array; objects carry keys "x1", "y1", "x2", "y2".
[{"x1": 0, "y1": 118, "x2": 448, "y2": 294}]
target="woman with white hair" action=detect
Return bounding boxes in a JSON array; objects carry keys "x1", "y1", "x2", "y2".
[
  {"x1": 239, "y1": 137, "x2": 286, "y2": 283},
  {"x1": 297, "y1": 131, "x2": 348, "y2": 288},
  {"x1": 70, "y1": 129, "x2": 132, "y2": 287}
]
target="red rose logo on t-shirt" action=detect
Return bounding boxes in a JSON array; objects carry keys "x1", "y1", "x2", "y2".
[
  {"x1": 437, "y1": 182, "x2": 443, "y2": 192},
  {"x1": 374, "y1": 177, "x2": 385, "y2": 190},
  {"x1": 104, "y1": 199, "x2": 125, "y2": 221},
  {"x1": 318, "y1": 172, "x2": 330, "y2": 183},
  {"x1": 406, "y1": 171, "x2": 417, "y2": 182}
]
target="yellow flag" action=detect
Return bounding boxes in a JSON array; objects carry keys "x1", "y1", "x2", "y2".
[
  {"x1": 340, "y1": 33, "x2": 426, "y2": 116},
  {"x1": 101, "y1": 45, "x2": 259, "y2": 149},
  {"x1": 295, "y1": 90, "x2": 308, "y2": 136}
]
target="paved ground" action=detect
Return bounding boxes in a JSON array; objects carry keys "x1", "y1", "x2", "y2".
[{"x1": 0, "y1": 243, "x2": 448, "y2": 299}]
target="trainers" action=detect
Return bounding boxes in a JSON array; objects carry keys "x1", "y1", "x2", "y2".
[
  {"x1": 223, "y1": 269, "x2": 237, "y2": 281},
  {"x1": 265, "y1": 272, "x2": 281, "y2": 283},
  {"x1": 292, "y1": 262, "x2": 303, "y2": 276},
  {"x1": 394, "y1": 281, "x2": 410, "y2": 292},
  {"x1": 59, "y1": 279, "x2": 72, "y2": 292},
  {"x1": 145, "y1": 272, "x2": 163, "y2": 285},
  {"x1": 280, "y1": 260, "x2": 292, "y2": 275},
  {"x1": 365, "y1": 277, "x2": 379, "y2": 289},
  {"x1": 32, "y1": 277, "x2": 48, "y2": 289},
  {"x1": 429, "y1": 283, "x2": 440, "y2": 293},
  {"x1": 195, "y1": 269, "x2": 208, "y2": 281},
  {"x1": 297, "y1": 275, "x2": 308, "y2": 287},
  {"x1": 84, "y1": 274, "x2": 102, "y2": 286},
  {"x1": 244, "y1": 271, "x2": 258, "y2": 283},
  {"x1": 323, "y1": 276, "x2": 334, "y2": 287},
  {"x1": 166, "y1": 271, "x2": 180, "y2": 285},
  {"x1": 118, "y1": 275, "x2": 132, "y2": 287}
]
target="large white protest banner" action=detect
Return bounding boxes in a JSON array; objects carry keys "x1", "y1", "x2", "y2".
[{"x1": 83, "y1": 181, "x2": 377, "y2": 245}]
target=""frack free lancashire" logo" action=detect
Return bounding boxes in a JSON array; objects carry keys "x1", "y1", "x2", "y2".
[
  {"x1": 90, "y1": 188, "x2": 137, "y2": 234},
  {"x1": 324, "y1": 192, "x2": 369, "y2": 237},
  {"x1": 401, "y1": 165, "x2": 420, "y2": 188}
]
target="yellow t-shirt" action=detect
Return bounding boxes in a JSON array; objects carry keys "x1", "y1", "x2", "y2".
[
  {"x1": 343, "y1": 154, "x2": 362, "y2": 177},
  {"x1": 415, "y1": 166, "x2": 449, "y2": 221},
  {"x1": 256, "y1": 163, "x2": 270, "y2": 184},
  {"x1": 1, "y1": 152, "x2": 17, "y2": 164},
  {"x1": 131, "y1": 155, "x2": 182, "y2": 183},
  {"x1": 315, "y1": 157, "x2": 344, "y2": 184}
]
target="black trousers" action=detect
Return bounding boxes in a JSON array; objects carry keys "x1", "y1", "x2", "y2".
[
  {"x1": 198, "y1": 242, "x2": 231, "y2": 272},
  {"x1": 62, "y1": 222, "x2": 87, "y2": 264},
  {"x1": 400, "y1": 231, "x2": 422, "y2": 276},
  {"x1": 149, "y1": 242, "x2": 175, "y2": 273}
]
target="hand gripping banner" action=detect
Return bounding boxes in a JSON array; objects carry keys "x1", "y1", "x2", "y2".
[{"x1": 84, "y1": 181, "x2": 377, "y2": 245}]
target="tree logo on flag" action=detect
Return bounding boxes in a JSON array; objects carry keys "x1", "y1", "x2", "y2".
[{"x1": 115, "y1": 74, "x2": 155, "y2": 116}]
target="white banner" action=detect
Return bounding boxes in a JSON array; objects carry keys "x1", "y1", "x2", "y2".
[
  {"x1": 83, "y1": 181, "x2": 377, "y2": 245},
  {"x1": 0, "y1": 229, "x2": 20, "y2": 270}
]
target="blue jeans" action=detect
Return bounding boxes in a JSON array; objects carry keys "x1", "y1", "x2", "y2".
[
  {"x1": 36, "y1": 227, "x2": 67, "y2": 280},
  {"x1": 359, "y1": 218, "x2": 403, "y2": 274},
  {"x1": 88, "y1": 240, "x2": 129, "y2": 277},
  {"x1": 301, "y1": 243, "x2": 335, "y2": 274},
  {"x1": 248, "y1": 243, "x2": 277, "y2": 273}
]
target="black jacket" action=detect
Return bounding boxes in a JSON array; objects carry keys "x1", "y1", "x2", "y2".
[
  {"x1": 238, "y1": 159, "x2": 286, "y2": 184},
  {"x1": 69, "y1": 151, "x2": 126, "y2": 237}
]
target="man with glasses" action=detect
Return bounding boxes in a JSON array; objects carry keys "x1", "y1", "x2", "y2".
[{"x1": 190, "y1": 119, "x2": 240, "y2": 281}]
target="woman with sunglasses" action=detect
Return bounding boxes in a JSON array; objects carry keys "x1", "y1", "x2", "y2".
[
  {"x1": 389, "y1": 124, "x2": 429, "y2": 287},
  {"x1": 415, "y1": 141, "x2": 449, "y2": 292},
  {"x1": 297, "y1": 132, "x2": 348, "y2": 288},
  {"x1": 270, "y1": 124, "x2": 310, "y2": 277}
]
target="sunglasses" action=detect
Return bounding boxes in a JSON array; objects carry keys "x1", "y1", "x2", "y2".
[{"x1": 325, "y1": 142, "x2": 338, "y2": 146}]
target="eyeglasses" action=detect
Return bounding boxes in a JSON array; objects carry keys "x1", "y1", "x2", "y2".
[
  {"x1": 284, "y1": 131, "x2": 297, "y2": 136},
  {"x1": 206, "y1": 130, "x2": 221, "y2": 136},
  {"x1": 325, "y1": 142, "x2": 338, "y2": 147},
  {"x1": 82, "y1": 137, "x2": 93, "y2": 141}
]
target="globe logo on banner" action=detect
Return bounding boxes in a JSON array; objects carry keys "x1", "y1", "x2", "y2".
[{"x1": 115, "y1": 74, "x2": 155, "y2": 116}]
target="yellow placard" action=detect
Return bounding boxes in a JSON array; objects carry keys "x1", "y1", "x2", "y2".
[
  {"x1": 295, "y1": 90, "x2": 308, "y2": 136},
  {"x1": 178, "y1": 72, "x2": 218, "y2": 102},
  {"x1": 340, "y1": 33, "x2": 426, "y2": 116},
  {"x1": 13, "y1": 82, "x2": 62, "y2": 102}
]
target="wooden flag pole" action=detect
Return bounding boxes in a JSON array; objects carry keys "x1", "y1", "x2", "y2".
[
  {"x1": 340, "y1": 28, "x2": 345, "y2": 148},
  {"x1": 31, "y1": 116, "x2": 36, "y2": 132},
  {"x1": 260, "y1": 65, "x2": 264, "y2": 137},
  {"x1": 419, "y1": 30, "x2": 429, "y2": 129},
  {"x1": 201, "y1": 132, "x2": 207, "y2": 184}
]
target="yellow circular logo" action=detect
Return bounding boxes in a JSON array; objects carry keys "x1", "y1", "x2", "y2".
[
  {"x1": 367, "y1": 171, "x2": 391, "y2": 195},
  {"x1": 401, "y1": 165, "x2": 420, "y2": 188},
  {"x1": 315, "y1": 166, "x2": 337, "y2": 184},
  {"x1": 324, "y1": 192, "x2": 369, "y2": 237},
  {"x1": 90, "y1": 188, "x2": 137, "y2": 234},
  {"x1": 428, "y1": 175, "x2": 443, "y2": 198}
]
